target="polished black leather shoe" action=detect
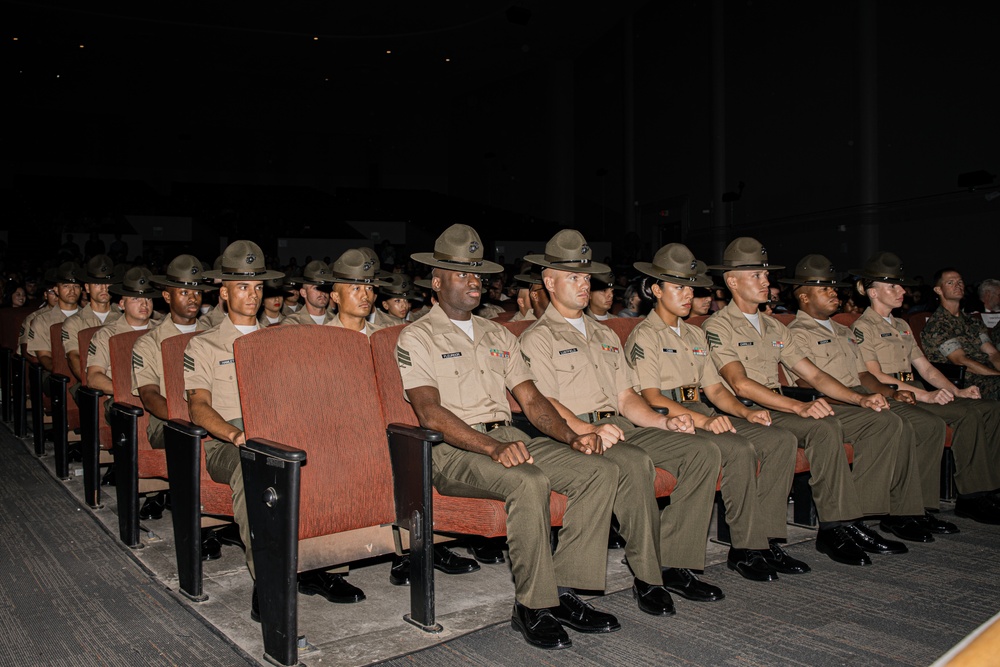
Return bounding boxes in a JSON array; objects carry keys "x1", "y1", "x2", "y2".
[
  {"x1": 661, "y1": 568, "x2": 725, "y2": 602},
  {"x1": 250, "y1": 585, "x2": 260, "y2": 623},
  {"x1": 815, "y1": 526, "x2": 872, "y2": 566},
  {"x1": 511, "y1": 602, "x2": 571, "y2": 649},
  {"x1": 389, "y1": 555, "x2": 410, "y2": 586},
  {"x1": 846, "y1": 522, "x2": 908, "y2": 554},
  {"x1": 551, "y1": 592, "x2": 620, "y2": 633},
  {"x1": 879, "y1": 516, "x2": 934, "y2": 543},
  {"x1": 297, "y1": 571, "x2": 365, "y2": 603},
  {"x1": 764, "y1": 540, "x2": 810, "y2": 574},
  {"x1": 916, "y1": 511, "x2": 959, "y2": 534},
  {"x1": 955, "y1": 496, "x2": 1000, "y2": 525},
  {"x1": 139, "y1": 493, "x2": 165, "y2": 521},
  {"x1": 201, "y1": 534, "x2": 221, "y2": 561},
  {"x1": 100, "y1": 465, "x2": 116, "y2": 487},
  {"x1": 727, "y1": 548, "x2": 778, "y2": 582},
  {"x1": 632, "y1": 578, "x2": 675, "y2": 616},
  {"x1": 432, "y1": 545, "x2": 480, "y2": 575},
  {"x1": 469, "y1": 542, "x2": 506, "y2": 564}
]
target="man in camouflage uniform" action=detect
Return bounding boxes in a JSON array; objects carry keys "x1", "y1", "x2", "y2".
[{"x1": 921, "y1": 268, "x2": 1000, "y2": 400}]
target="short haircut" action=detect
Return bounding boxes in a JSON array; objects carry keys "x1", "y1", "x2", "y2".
[{"x1": 932, "y1": 267, "x2": 960, "y2": 287}]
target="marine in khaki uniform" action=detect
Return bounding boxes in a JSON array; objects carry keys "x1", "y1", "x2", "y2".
[
  {"x1": 133, "y1": 255, "x2": 216, "y2": 449},
  {"x1": 584, "y1": 271, "x2": 619, "y2": 321},
  {"x1": 185, "y1": 242, "x2": 364, "y2": 618},
  {"x1": 627, "y1": 244, "x2": 805, "y2": 582},
  {"x1": 853, "y1": 252, "x2": 1000, "y2": 525},
  {"x1": 19, "y1": 285, "x2": 57, "y2": 355},
  {"x1": 62, "y1": 255, "x2": 122, "y2": 398},
  {"x1": 27, "y1": 263, "x2": 83, "y2": 390},
  {"x1": 86, "y1": 267, "x2": 158, "y2": 398},
  {"x1": 281, "y1": 260, "x2": 336, "y2": 325},
  {"x1": 703, "y1": 238, "x2": 910, "y2": 567},
  {"x1": 510, "y1": 271, "x2": 549, "y2": 323},
  {"x1": 921, "y1": 268, "x2": 1000, "y2": 401},
  {"x1": 782, "y1": 255, "x2": 950, "y2": 541},
  {"x1": 371, "y1": 273, "x2": 417, "y2": 328},
  {"x1": 398, "y1": 224, "x2": 634, "y2": 650},
  {"x1": 256, "y1": 278, "x2": 286, "y2": 327},
  {"x1": 521, "y1": 231, "x2": 724, "y2": 606},
  {"x1": 324, "y1": 248, "x2": 388, "y2": 336}
]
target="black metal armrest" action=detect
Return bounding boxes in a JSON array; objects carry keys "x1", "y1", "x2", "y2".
[
  {"x1": 781, "y1": 386, "x2": 823, "y2": 402},
  {"x1": 931, "y1": 362, "x2": 966, "y2": 389},
  {"x1": 243, "y1": 437, "x2": 306, "y2": 461},
  {"x1": 166, "y1": 418, "x2": 208, "y2": 439},
  {"x1": 111, "y1": 402, "x2": 143, "y2": 419},
  {"x1": 651, "y1": 406, "x2": 669, "y2": 416},
  {"x1": 386, "y1": 422, "x2": 444, "y2": 445}
]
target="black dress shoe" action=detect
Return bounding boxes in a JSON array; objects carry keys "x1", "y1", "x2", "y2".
[
  {"x1": 298, "y1": 571, "x2": 365, "y2": 603},
  {"x1": 469, "y1": 544, "x2": 505, "y2": 564},
  {"x1": 100, "y1": 466, "x2": 116, "y2": 486},
  {"x1": 763, "y1": 540, "x2": 810, "y2": 574},
  {"x1": 432, "y1": 545, "x2": 480, "y2": 575},
  {"x1": 845, "y1": 522, "x2": 908, "y2": 554},
  {"x1": 879, "y1": 516, "x2": 934, "y2": 543},
  {"x1": 955, "y1": 496, "x2": 1000, "y2": 525},
  {"x1": 201, "y1": 534, "x2": 221, "y2": 561},
  {"x1": 214, "y1": 522, "x2": 245, "y2": 549},
  {"x1": 916, "y1": 511, "x2": 959, "y2": 534},
  {"x1": 661, "y1": 568, "x2": 725, "y2": 602},
  {"x1": 511, "y1": 602, "x2": 571, "y2": 650},
  {"x1": 815, "y1": 526, "x2": 872, "y2": 566},
  {"x1": 727, "y1": 548, "x2": 778, "y2": 582},
  {"x1": 389, "y1": 555, "x2": 410, "y2": 586},
  {"x1": 632, "y1": 578, "x2": 675, "y2": 616},
  {"x1": 551, "y1": 592, "x2": 620, "y2": 633},
  {"x1": 250, "y1": 584, "x2": 260, "y2": 623},
  {"x1": 139, "y1": 493, "x2": 165, "y2": 521}
]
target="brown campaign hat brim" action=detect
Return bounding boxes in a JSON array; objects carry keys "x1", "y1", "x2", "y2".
[
  {"x1": 110, "y1": 285, "x2": 163, "y2": 298},
  {"x1": 330, "y1": 276, "x2": 392, "y2": 287},
  {"x1": 411, "y1": 252, "x2": 504, "y2": 274},
  {"x1": 151, "y1": 275, "x2": 219, "y2": 291},
  {"x1": 777, "y1": 277, "x2": 851, "y2": 288},
  {"x1": 633, "y1": 261, "x2": 715, "y2": 287},
  {"x1": 523, "y1": 254, "x2": 610, "y2": 275},
  {"x1": 203, "y1": 268, "x2": 285, "y2": 281},
  {"x1": 706, "y1": 262, "x2": 785, "y2": 271},
  {"x1": 848, "y1": 268, "x2": 916, "y2": 286}
]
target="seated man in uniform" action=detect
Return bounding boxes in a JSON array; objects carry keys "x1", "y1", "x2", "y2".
[
  {"x1": 783, "y1": 255, "x2": 952, "y2": 540},
  {"x1": 63, "y1": 255, "x2": 121, "y2": 401},
  {"x1": 19, "y1": 282, "x2": 57, "y2": 356},
  {"x1": 325, "y1": 249, "x2": 388, "y2": 335},
  {"x1": 584, "y1": 271, "x2": 619, "y2": 321},
  {"x1": 703, "y1": 238, "x2": 912, "y2": 566},
  {"x1": 257, "y1": 278, "x2": 286, "y2": 327},
  {"x1": 186, "y1": 242, "x2": 366, "y2": 616},
  {"x1": 921, "y1": 268, "x2": 1000, "y2": 400},
  {"x1": 521, "y1": 231, "x2": 726, "y2": 603},
  {"x1": 27, "y1": 262, "x2": 83, "y2": 384},
  {"x1": 398, "y1": 224, "x2": 668, "y2": 650},
  {"x1": 854, "y1": 253, "x2": 1000, "y2": 525},
  {"x1": 282, "y1": 260, "x2": 336, "y2": 325},
  {"x1": 511, "y1": 271, "x2": 549, "y2": 323}
]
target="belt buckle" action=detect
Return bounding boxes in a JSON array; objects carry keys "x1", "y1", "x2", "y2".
[
  {"x1": 900, "y1": 371, "x2": 914, "y2": 382},
  {"x1": 593, "y1": 411, "x2": 614, "y2": 422},
  {"x1": 770, "y1": 387, "x2": 782, "y2": 395},
  {"x1": 487, "y1": 421, "x2": 503, "y2": 432},
  {"x1": 680, "y1": 385, "x2": 699, "y2": 403}
]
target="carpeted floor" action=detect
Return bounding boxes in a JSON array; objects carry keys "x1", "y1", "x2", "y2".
[
  {"x1": 0, "y1": 428, "x2": 256, "y2": 667},
  {"x1": 378, "y1": 521, "x2": 1000, "y2": 666}
]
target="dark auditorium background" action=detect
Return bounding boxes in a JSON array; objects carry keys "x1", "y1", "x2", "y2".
[{"x1": 2, "y1": 1, "x2": 998, "y2": 281}]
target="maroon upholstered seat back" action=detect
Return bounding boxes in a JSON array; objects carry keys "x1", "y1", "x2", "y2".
[
  {"x1": 833, "y1": 312, "x2": 860, "y2": 328},
  {"x1": 0, "y1": 306, "x2": 31, "y2": 350},
  {"x1": 601, "y1": 317, "x2": 641, "y2": 346},
  {"x1": 161, "y1": 332, "x2": 202, "y2": 421},
  {"x1": 109, "y1": 330, "x2": 154, "y2": 449},
  {"x1": 686, "y1": 314, "x2": 709, "y2": 328},
  {"x1": 160, "y1": 330, "x2": 229, "y2": 514},
  {"x1": 369, "y1": 324, "x2": 418, "y2": 426},
  {"x1": 235, "y1": 326, "x2": 395, "y2": 540},
  {"x1": 909, "y1": 312, "x2": 932, "y2": 351}
]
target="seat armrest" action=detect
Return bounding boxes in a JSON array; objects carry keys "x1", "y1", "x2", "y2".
[
  {"x1": 166, "y1": 418, "x2": 208, "y2": 439},
  {"x1": 651, "y1": 406, "x2": 668, "y2": 416},
  {"x1": 386, "y1": 423, "x2": 443, "y2": 444},
  {"x1": 243, "y1": 437, "x2": 305, "y2": 462},
  {"x1": 931, "y1": 362, "x2": 966, "y2": 389},
  {"x1": 111, "y1": 401, "x2": 144, "y2": 419}
]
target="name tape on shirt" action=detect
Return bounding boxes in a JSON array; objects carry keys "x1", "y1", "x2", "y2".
[
  {"x1": 558, "y1": 348, "x2": 578, "y2": 355},
  {"x1": 817, "y1": 339, "x2": 832, "y2": 345},
  {"x1": 441, "y1": 351, "x2": 462, "y2": 359},
  {"x1": 661, "y1": 348, "x2": 677, "y2": 354},
  {"x1": 219, "y1": 358, "x2": 235, "y2": 365},
  {"x1": 738, "y1": 341, "x2": 754, "y2": 347},
  {"x1": 880, "y1": 333, "x2": 893, "y2": 338}
]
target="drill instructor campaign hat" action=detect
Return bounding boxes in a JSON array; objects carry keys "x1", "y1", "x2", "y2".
[
  {"x1": 849, "y1": 251, "x2": 916, "y2": 286},
  {"x1": 412, "y1": 224, "x2": 503, "y2": 274},
  {"x1": 202, "y1": 240, "x2": 284, "y2": 281},
  {"x1": 111, "y1": 267, "x2": 162, "y2": 298},
  {"x1": 706, "y1": 237, "x2": 785, "y2": 271},
  {"x1": 329, "y1": 249, "x2": 391, "y2": 286},
  {"x1": 778, "y1": 254, "x2": 850, "y2": 287},
  {"x1": 524, "y1": 229, "x2": 610, "y2": 274},
  {"x1": 152, "y1": 254, "x2": 218, "y2": 291},
  {"x1": 82, "y1": 255, "x2": 118, "y2": 285},
  {"x1": 634, "y1": 244, "x2": 714, "y2": 288}
]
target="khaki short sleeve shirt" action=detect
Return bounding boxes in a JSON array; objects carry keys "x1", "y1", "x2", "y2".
[
  {"x1": 284, "y1": 309, "x2": 335, "y2": 326},
  {"x1": 785, "y1": 310, "x2": 865, "y2": 387},
  {"x1": 132, "y1": 318, "x2": 208, "y2": 397},
  {"x1": 19, "y1": 307, "x2": 49, "y2": 351},
  {"x1": 197, "y1": 301, "x2": 227, "y2": 329},
  {"x1": 183, "y1": 318, "x2": 253, "y2": 423},
  {"x1": 62, "y1": 304, "x2": 122, "y2": 360},
  {"x1": 396, "y1": 305, "x2": 531, "y2": 424},
  {"x1": 853, "y1": 307, "x2": 923, "y2": 374},
  {"x1": 88, "y1": 316, "x2": 152, "y2": 379},
  {"x1": 27, "y1": 307, "x2": 78, "y2": 356},
  {"x1": 519, "y1": 304, "x2": 635, "y2": 415},
  {"x1": 626, "y1": 310, "x2": 721, "y2": 392},
  {"x1": 702, "y1": 300, "x2": 808, "y2": 389}
]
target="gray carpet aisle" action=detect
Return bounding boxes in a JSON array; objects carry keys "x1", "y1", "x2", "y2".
[
  {"x1": 379, "y1": 519, "x2": 1000, "y2": 667},
  {"x1": 0, "y1": 428, "x2": 256, "y2": 667}
]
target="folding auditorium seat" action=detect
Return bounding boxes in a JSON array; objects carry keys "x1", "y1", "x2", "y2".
[
  {"x1": 76, "y1": 326, "x2": 115, "y2": 509},
  {"x1": 48, "y1": 322, "x2": 82, "y2": 480}
]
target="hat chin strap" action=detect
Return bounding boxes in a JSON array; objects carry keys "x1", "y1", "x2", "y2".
[
  {"x1": 544, "y1": 257, "x2": 592, "y2": 266},
  {"x1": 434, "y1": 257, "x2": 486, "y2": 268}
]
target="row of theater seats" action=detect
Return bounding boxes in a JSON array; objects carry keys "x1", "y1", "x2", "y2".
[{"x1": 0, "y1": 306, "x2": 957, "y2": 667}]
